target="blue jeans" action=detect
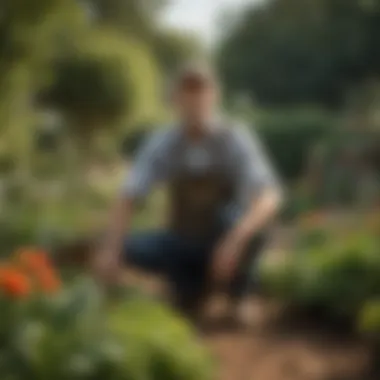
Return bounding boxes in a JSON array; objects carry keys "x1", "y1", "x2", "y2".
[{"x1": 123, "y1": 210, "x2": 268, "y2": 308}]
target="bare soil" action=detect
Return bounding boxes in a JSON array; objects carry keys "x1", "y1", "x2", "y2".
[
  {"x1": 122, "y1": 270, "x2": 376, "y2": 380},
  {"x1": 202, "y1": 296, "x2": 375, "y2": 380}
]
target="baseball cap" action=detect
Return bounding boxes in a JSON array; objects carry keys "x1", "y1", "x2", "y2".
[{"x1": 174, "y1": 61, "x2": 217, "y2": 92}]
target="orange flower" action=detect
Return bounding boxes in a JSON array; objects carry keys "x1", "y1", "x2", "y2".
[
  {"x1": 0, "y1": 266, "x2": 31, "y2": 297},
  {"x1": 17, "y1": 248, "x2": 50, "y2": 271},
  {"x1": 36, "y1": 267, "x2": 61, "y2": 293},
  {"x1": 16, "y1": 247, "x2": 61, "y2": 294}
]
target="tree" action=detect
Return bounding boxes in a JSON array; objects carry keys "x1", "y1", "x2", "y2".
[
  {"x1": 0, "y1": 0, "x2": 86, "y2": 186},
  {"x1": 153, "y1": 29, "x2": 205, "y2": 75},
  {"x1": 217, "y1": 0, "x2": 380, "y2": 108},
  {"x1": 86, "y1": 0, "x2": 203, "y2": 74},
  {"x1": 40, "y1": 30, "x2": 161, "y2": 198},
  {"x1": 85, "y1": 0, "x2": 168, "y2": 39}
]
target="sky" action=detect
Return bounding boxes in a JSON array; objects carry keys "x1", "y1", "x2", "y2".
[{"x1": 161, "y1": 0, "x2": 260, "y2": 44}]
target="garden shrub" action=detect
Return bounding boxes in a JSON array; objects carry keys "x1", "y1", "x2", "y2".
[
  {"x1": 252, "y1": 108, "x2": 336, "y2": 181},
  {"x1": 0, "y1": 249, "x2": 214, "y2": 380},
  {"x1": 358, "y1": 299, "x2": 380, "y2": 339},
  {"x1": 259, "y1": 212, "x2": 380, "y2": 325},
  {"x1": 0, "y1": 217, "x2": 40, "y2": 254}
]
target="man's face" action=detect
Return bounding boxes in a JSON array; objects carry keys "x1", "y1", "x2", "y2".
[{"x1": 172, "y1": 75, "x2": 218, "y2": 126}]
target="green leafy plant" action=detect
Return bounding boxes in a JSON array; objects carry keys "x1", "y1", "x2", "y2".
[
  {"x1": 357, "y1": 299, "x2": 380, "y2": 339},
  {"x1": 260, "y1": 212, "x2": 380, "y2": 324},
  {"x1": 0, "y1": 248, "x2": 214, "y2": 379}
]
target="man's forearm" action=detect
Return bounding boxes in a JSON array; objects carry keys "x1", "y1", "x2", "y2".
[
  {"x1": 232, "y1": 188, "x2": 283, "y2": 243},
  {"x1": 101, "y1": 197, "x2": 133, "y2": 257},
  {"x1": 210, "y1": 188, "x2": 283, "y2": 283}
]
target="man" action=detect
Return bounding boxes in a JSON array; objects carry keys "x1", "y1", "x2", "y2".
[{"x1": 94, "y1": 62, "x2": 283, "y2": 318}]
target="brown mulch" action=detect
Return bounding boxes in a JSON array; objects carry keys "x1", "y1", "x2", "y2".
[
  {"x1": 118, "y1": 270, "x2": 376, "y2": 380},
  {"x1": 201, "y1": 296, "x2": 375, "y2": 380}
]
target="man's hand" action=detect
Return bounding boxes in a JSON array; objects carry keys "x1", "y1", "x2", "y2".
[
  {"x1": 92, "y1": 197, "x2": 133, "y2": 285},
  {"x1": 210, "y1": 229, "x2": 249, "y2": 285},
  {"x1": 92, "y1": 250, "x2": 122, "y2": 285},
  {"x1": 210, "y1": 188, "x2": 283, "y2": 286}
]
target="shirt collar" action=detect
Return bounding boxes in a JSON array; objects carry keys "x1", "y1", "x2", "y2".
[{"x1": 178, "y1": 114, "x2": 223, "y2": 142}]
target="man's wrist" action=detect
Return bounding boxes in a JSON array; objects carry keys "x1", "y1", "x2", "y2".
[
  {"x1": 98, "y1": 242, "x2": 118, "y2": 259},
  {"x1": 232, "y1": 219, "x2": 256, "y2": 244}
]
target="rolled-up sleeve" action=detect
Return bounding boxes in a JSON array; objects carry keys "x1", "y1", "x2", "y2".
[
  {"x1": 122, "y1": 132, "x2": 167, "y2": 200},
  {"x1": 232, "y1": 125, "x2": 283, "y2": 204}
]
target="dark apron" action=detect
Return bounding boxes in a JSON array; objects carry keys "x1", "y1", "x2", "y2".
[
  {"x1": 166, "y1": 170, "x2": 268, "y2": 307},
  {"x1": 162, "y1": 131, "x2": 269, "y2": 309},
  {"x1": 167, "y1": 171, "x2": 234, "y2": 239}
]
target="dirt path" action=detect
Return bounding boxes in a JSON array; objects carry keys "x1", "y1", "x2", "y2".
[
  {"x1": 207, "y1": 331, "x2": 371, "y2": 380},
  {"x1": 203, "y1": 297, "x2": 374, "y2": 380}
]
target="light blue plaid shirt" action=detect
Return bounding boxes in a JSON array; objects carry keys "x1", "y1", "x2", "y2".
[{"x1": 123, "y1": 119, "x2": 282, "y2": 212}]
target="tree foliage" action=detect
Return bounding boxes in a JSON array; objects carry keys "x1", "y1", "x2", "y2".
[
  {"x1": 87, "y1": 0, "x2": 202, "y2": 75},
  {"x1": 153, "y1": 29, "x2": 205, "y2": 75},
  {"x1": 0, "y1": 0, "x2": 201, "y2": 158},
  {"x1": 42, "y1": 29, "x2": 162, "y2": 135},
  {"x1": 218, "y1": 0, "x2": 380, "y2": 108}
]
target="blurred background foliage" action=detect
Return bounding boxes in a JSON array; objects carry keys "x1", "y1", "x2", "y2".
[
  {"x1": 0, "y1": 0, "x2": 378, "y2": 248},
  {"x1": 218, "y1": 0, "x2": 380, "y2": 108},
  {"x1": 0, "y1": 0, "x2": 205, "y2": 247}
]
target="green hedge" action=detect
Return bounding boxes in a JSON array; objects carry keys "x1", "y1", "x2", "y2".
[{"x1": 253, "y1": 108, "x2": 336, "y2": 181}]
